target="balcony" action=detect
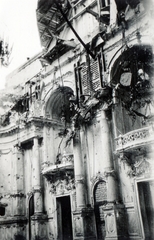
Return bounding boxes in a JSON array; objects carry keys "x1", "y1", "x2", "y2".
[
  {"x1": 115, "y1": 126, "x2": 154, "y2": 152},
  {"x1": 42, "y1": 153, "x2": 74, "y2": 175}
]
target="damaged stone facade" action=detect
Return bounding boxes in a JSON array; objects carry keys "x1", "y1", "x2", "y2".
[{"x1": 0, "y1": 0, "x2": 154, "y2": 239}]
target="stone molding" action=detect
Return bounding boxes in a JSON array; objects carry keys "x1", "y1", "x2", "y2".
[
  {"x1": 0, "y1": 216, "x2": 27, "y2": 226},
  {"x1": 0, "y1": 117, "x2": 62, "y2": 138}
]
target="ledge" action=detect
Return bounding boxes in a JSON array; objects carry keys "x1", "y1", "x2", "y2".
[{"x1": 0, "y1": 216, "x2": 27, "y2": 225}]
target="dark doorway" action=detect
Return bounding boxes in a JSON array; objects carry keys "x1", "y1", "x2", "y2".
[
  {"x1": 57, "y1": 196, "x2": 73, "y2": 240},
  {"x1": 93, "y1": 181, "x2": 107, "y2": 240},
  {"x1": 138, "y1": 181, "x2": 154, "y2": 240}
]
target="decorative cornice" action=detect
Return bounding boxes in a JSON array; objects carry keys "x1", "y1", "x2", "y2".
[{"x1": 0, "y1": 117, "x2": 61, "y2": 139}]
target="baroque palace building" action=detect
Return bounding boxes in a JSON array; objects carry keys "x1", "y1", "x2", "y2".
[{"x1": 0, "y1": 0, "x2": 154, "y2": 239}]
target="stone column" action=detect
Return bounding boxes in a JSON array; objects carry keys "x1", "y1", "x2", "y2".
[
  {"x1": 99, "y1": 109, "x2": 127, "y2": 239},
  {"x1": 32, "y1": 137, "x2": 43, "y2": 214},
  {"x1": 73, "y1": 127, "x2": 85, "y2": 209},
  {"x1": 97, "y1": 109, "x2": 117, "y2": 201},
  {"x1": 73, "y1": 126, "x2": 97, "y2": 240},
  {"x1": 31, "y1": 137, "x2": 48, "y2": 240}
]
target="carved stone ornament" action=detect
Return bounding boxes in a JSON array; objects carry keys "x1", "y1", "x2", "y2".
[
  {"x1": 31, "y1": 100, "x2": 42, "y2": 117},
  {"x1": 127, "y1": 158, "x2": 152, "y2": 177},
  {"x1": 105, "y1": 213, "x2": 116, "y2": 234},
  {"x1": 33, "y1": 188, "x2": 42, "y2": 194},
  {"x1": 91, "y1": 171, "x2": 106, "y2": 185},
  {"x1": 74, "y1": 216, "x2": 83, "y2": 237},
  {"x1": 49, "y1": 175, "x2": 75, "y2": 195},
  {"x1": 104, "y1": 169, "x2": 116, "y2": 179}
]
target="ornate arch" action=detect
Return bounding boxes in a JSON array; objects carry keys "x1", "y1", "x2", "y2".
[
  {"x1": 43, "y1": 86, "x2": 74, "y2": 121},
  {"x1": 91, "y1": 173, "x2": 107, "y2": 240},
  {"x1": 91, "y1": 172, "x2": 107, "y2": 206},
  {"x1": 107, "y1": 35, "x2": 154, "y2": 86}
]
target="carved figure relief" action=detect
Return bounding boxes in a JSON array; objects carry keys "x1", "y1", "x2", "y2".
[{"x1": 49, "y1": 175, "x2": 75, "y2": 195}]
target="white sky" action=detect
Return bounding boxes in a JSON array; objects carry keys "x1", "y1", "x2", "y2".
[{"x1": 0, "y1": 0, "x2": 42, "y2": 89}]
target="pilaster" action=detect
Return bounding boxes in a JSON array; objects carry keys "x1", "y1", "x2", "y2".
[{"x1": 12, "y1": 146, "x2": 25, "y2": 216}]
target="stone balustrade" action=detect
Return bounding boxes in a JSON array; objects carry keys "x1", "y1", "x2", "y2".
[
  {"x1": 41, "y1": 154, "x2": 74, "y2": 175},
  {"x1": 115, "y1": 126, "x2": 154, "y2": 152}
]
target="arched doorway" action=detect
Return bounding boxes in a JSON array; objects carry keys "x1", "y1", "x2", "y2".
[{"x1": 93, "y1": 181, "x2": 107, "y2": 240}]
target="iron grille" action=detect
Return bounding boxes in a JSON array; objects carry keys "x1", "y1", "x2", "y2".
[{"x1": 80, "y1": 58, "x2": 102, "y2": 95}]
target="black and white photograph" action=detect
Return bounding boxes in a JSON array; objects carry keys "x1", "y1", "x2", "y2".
[{"x1": 0, "y1": 0, "x2": 153, "y2": 239}]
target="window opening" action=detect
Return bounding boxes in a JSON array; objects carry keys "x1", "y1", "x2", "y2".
[{"x1": 0, "y1": 206, "x2": 5, "y2": 216}]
